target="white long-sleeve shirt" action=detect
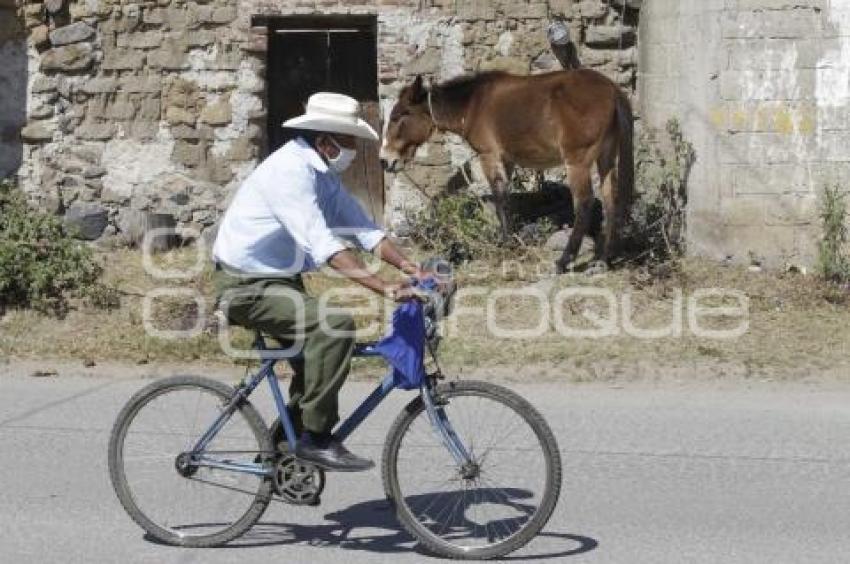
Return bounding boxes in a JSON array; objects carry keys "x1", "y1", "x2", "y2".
[{"x1": 212, "y1": 137, "x2": 385, "y2": 275}]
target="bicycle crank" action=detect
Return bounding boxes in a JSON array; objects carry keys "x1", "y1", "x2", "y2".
[{"x1": 273, "y1": 454, "x2": 325, "y2": 506}]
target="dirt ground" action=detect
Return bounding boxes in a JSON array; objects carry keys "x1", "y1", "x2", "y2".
[{"x1": 1, "y1": 246, "x2": 848, "y2": 383}]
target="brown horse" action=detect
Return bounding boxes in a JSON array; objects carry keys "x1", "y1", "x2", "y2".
[{"x1": 381, "y1": 70, "x2": 634, "y2": 273}]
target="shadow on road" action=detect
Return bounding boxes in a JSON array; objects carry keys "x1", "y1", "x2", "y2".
[{"x1": 145, "y1": 492, "x2": 597, "y2": 560}]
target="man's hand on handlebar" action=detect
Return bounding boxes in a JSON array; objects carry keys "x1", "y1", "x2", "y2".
[{"x1": 384, "y1": 282, "x2": 427, "y2": 303}]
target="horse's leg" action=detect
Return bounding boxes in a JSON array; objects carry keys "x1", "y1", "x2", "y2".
[
  {"x1": 480, "y1": 154, "x2": 512, "y2": 240},
  {"x1": 556, "y1": 163, "x2": 593, "y2": 274},
  {"x1": 596, "y1": 149, "x2": 619, "y2": 265}
]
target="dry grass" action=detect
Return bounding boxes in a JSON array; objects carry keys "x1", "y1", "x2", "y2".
[{"x1": 1, "y1": 245, "x2": 849, "y2": 382}]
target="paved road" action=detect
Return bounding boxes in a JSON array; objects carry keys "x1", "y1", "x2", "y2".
[{"x1": 1, "y1": 368, "x2": 849, "y2": 563}]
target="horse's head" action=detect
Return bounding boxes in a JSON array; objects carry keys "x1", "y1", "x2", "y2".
[{"x1": 380, "y1": 75, "x2": 435, "y2": 173}]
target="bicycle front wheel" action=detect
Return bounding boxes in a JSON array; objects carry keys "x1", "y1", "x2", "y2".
[
  {"x1": 108, "y1": 376, "x2": 274, "y2": 547},
  {"x1": 382, "y1": 380, "x2": 562, "y2": 560}
]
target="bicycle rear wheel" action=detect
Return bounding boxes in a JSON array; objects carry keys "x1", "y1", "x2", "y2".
[
  {"x1": 108, "y1": 376, "x2": 273, "y2": 547},
  {"x1": 382, "y1": 380, "x2": 561, "y2": 560}
]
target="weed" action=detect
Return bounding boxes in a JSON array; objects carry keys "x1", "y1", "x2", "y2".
[
  {"x1": 816, "y1": 184, "x2": 850, "y2": 283},
  {"x1": 0, "y1": 178, "x2": 116, "y2": 316},
  {"x1": 625, "y1": 119, "x2": 696, "y2": 264}
]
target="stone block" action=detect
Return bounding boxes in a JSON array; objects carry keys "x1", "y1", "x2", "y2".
[
  {"x1": 186, "y1": 30, "x2": 216, "y2": 47},
  {"x1": 83, "y1": 166, "x2": 106, "y2": 179},
  {"x1": 137, "y1": 97, "x2": 162, "y2": 121},
  {"x1": 64, "y1": 201, "x2": 108, "y2": 240},
  {"x1": 199, "y1": 99, "x2": 232, "y2": 125},
  {"x1": 171, "y1": 125, "x2": 200, "y2": 140},
  {"x1": 28, "y1": 102, "x2": 54, "y2": 119},
  {"x1": 172, "y1": 140, "x2": 203, "y2": 167},
  {"x1": 548, "y1": 0, "x2": 574, "y2": 17},
  {"x1": 147, "y1": 38, "x2": 188, "y2": 70},
  {"x1": 105, "y1": 100, "x2": 137, "y2": 121},
  {"x1": 78, "y1": 78, "x2": 119, "y2": 94},
  {"x1": 31, "y1": 24, "x2": 50, "y2": 50},
  {"x1": 211, "y1": 7, "x2": 237, "y2": 24},
  {"x1": 20, "y1": 121, "x2": 55, "y2": 143},
  {"x1": 143, "y1": 7, "x2": 166, "y2": 25},
  {"x1": 102, "y1": 48, "x2": 145, "y2": 71},
  {"x1": 165, "y1": 107, "x2": 197, "y2": 126},
  {"x1": 405, "y1": 48, "x2": 441, "y2": 75},
  {"x1": 40, "y1": 43, "x2": 94, "y2": 71},
  {"x1": 120, "y1": 76, "x2": 162, "y2": 93},
  {"x1": 75, "y1": 121, "x2": 117, "y2": 141},
  {"x1": 102, "y1": 185, "x2": 130, "y2": 205},
  {"x1": 578, "y1": 0, "x2": 608, "y2": 18},
  {"x1": 225, "y1": 136, "x2": 256, "y2": 161},
  {"x1": 127, "y1": 122, "x2": 159, "y2": 140},
  {"x1": 457, "y1": 0, "x2": 496, "y2": 20},
  {"x1": 118, "y1": 210, "x2": 179, "y2": 251},
  {"x1": 49, "y1": 22, "x2": 95, "y2": 46},
  {"x1": 117, "y1": 31, "x2": 164, "y2": 49},
  {"x1": 479, "y1": 56, "x2": 529, "y2": 74},
  {"x1": 524, "y1": 3, "x2": 548, "y2": 19},
  {"x1": 585, "y1": 25, "x2": 636, "y2": 48},
  {"x1": 31, "y1": 75, "x2": 57, "y2": 93},
  {"x1": 187, "y1": 4, "x2": 213, "y2": 28}
]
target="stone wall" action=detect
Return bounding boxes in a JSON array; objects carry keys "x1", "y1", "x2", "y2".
[
  {"x1": 640, "y1": 0, "x2": 850, "y2": 267},
  {"x1": 12, "y1": 0, "x2": 263, "y2": 243},
  {"x1": 8, "y1": 0, "x2": 640, "y2": 242}
]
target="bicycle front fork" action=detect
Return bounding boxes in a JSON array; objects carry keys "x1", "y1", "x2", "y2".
[{"x1": 421, "y1": 383, "x2": 475, "y2": 469}]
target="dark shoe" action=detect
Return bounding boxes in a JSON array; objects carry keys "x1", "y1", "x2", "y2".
[{"x1": 295, "y1": 434, "x2": 374, "y2": 472}]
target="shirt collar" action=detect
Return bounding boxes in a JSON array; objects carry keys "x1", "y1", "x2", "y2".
[{"x1": 294, "y1": 137, "x2": 329, "y2": 174}]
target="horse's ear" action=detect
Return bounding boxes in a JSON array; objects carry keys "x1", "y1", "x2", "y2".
[{"x1": 411, "y1": 74, "x2": 427, "y2": 104}]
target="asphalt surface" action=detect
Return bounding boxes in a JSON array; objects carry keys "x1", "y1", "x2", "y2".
[{"x1": 1, "y1": 368, "x2": 849, "y2": 563}]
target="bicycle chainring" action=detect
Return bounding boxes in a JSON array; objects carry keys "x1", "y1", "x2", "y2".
[{"x1": 273, "y1": 454, "x2": 325, "y2": 505}]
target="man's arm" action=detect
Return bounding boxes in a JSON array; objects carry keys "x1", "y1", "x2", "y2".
[
  {"x1": 373, "y1": 238, "x2": 421, "y2": 277},
  {"x1": 328, "y1": 249, "x2": 419, "y2": 302}
]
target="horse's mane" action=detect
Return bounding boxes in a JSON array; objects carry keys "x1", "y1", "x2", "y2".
[{"x1": 434, "y1": 71, "x2": 507, "y2": 102}]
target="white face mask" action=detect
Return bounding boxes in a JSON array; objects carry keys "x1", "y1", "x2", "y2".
[{"x1": 327, "y1": 137, "x2": 357, "y2": 173}]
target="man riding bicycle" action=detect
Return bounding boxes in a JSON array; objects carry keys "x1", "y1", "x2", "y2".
[{"x1": 212, "y1": 92, "x2": 422, "y2": 472}]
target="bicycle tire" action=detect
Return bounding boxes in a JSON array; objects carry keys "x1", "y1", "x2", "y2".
[
  {"x1": 108, "y1": 375, "x2": 274, "y2": 547},
  {"x1": 382, "y1": 380, "x2": 562, "y2": 560}
]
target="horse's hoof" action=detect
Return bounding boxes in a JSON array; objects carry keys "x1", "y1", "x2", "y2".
[
  {"x1": 554, "y1": 260, "x2": 569, "y2": 275},
  {"x1": 585, "y1": 260, "x2": 609, "y2": 277}
]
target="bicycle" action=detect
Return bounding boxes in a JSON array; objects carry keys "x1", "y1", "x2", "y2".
[{"x1": 108, "y1": 260, "x2": 562, "y2": 560}]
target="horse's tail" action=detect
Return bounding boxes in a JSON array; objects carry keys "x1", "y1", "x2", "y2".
[{"x1": 615, "y1": 90, "x2": 635, "y2": 223}]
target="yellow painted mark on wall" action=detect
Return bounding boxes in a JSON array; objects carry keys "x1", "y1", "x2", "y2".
[
  {"x1": 708, "y1": 104, "x2": 818, "y2": 136},
  {"x1": 774, "y1": 109, "x2": 794, "y2": 134}
]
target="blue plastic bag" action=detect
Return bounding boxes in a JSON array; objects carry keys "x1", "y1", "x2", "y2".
[{"x1": 374, "y1": 298, "x2": 427, "y2": 390}]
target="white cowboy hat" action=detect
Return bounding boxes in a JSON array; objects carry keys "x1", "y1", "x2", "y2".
[{"x1": 282, "y1": 92, "x2": 379, "y2": 142}]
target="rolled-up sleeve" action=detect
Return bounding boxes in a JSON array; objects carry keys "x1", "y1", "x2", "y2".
[
  {"x1": 330, "y1": 180, "x2": 386, "y2": 251},
  {"x1": 259, "y1": 164, "x2": 346, "y2": 266}
]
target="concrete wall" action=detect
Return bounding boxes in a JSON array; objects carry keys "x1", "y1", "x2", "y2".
[
  {"x1": 640, "y1": 0, "x2": 850, "y2": 267},
  {"x1": 9, "y1": 0, "x2": 640, "y2": 242},
  {"x1": 0, "y1": 3, "x2": 26, "y2": 179}
]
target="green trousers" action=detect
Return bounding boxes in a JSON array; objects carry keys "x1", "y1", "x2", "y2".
[{"x1": 213, "y1": 270, "x2": 355, "y2": 434}]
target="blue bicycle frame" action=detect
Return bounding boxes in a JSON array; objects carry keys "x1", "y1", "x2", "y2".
[{"x1": 186, "y1": 332, "x2": 473, "y2": 477}]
